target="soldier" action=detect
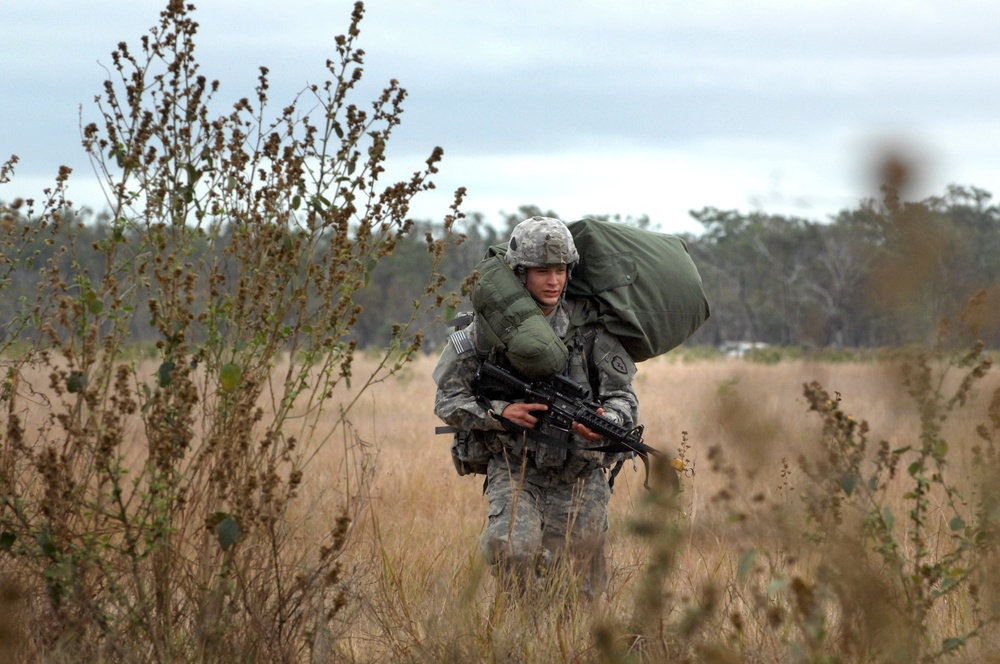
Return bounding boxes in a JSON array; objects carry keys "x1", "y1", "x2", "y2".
[{"x1": 433, "y1": 216, "x2": 639, "y2": 600}]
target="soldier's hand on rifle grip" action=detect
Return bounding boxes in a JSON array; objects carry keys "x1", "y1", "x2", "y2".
[
  {"x1": 500, "y1": 402, "x2": 549, "y2": 429},
  {"x1": 573, "y1": 408, "x2": 606, "y2": 441}
]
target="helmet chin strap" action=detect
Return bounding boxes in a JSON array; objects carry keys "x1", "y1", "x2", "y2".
[{"x1": 513, "y1": 265, "x2": 526, "y2": 283}]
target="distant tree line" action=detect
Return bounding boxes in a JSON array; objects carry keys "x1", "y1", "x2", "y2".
[
  {"x1": 686, "y1": 184, "x2": 1000, "y2": 350},
  {"x1": 3, "y1": 185, "x2": 999, "y2": 352}
]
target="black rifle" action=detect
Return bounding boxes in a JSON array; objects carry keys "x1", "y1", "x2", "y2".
[{"x1": 473, "y1": 359, "x2": 660, "y2": 461}]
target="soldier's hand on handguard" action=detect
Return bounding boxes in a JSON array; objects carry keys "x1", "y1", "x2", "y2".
[
  {"x1": 572, "y1": 407, "x2": 606, "y2": 442},
  {"x1": 500, "y1": 402, "x2": 549, "y2": 429}
]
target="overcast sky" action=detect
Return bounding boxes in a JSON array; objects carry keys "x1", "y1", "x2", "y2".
[{"x1": 4, "y1": 0, "x2": 999, "y2": 234}]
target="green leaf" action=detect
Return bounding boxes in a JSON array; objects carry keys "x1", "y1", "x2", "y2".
[
  {"x1": 766, "y1": 577, "x2": 788, "y2": 595},
  {"x1": 362, "y1": 257, "x2": 378, "y2": 286},
  {"x1": 66, "y1": 371, "x2": 88, "y2": 394},
  {"x1": 0, "y1": 531, "x2": 15, "y2": 551},
  {"x1": 220, "y1": 363, "x2": 243, "y2": 392},
  {"x1": 737, "y1": 549, "x2": 757, "y2": 583},
  {"x1": 942, "y1": 637, "x2": 965, "y2": 653},
  {"x1": 67, "y1": 371, "x2": 88, "y2": 393},
  {"x1": 938, "y1": 576, "x2": 960, "y2": 593},
  {"x1": 882, "y1": 506, "x2": 895, "y2": 531},
  {"x1": 37, "y1": 531, "x2": 57, "y2": 557},
  {"x1": 85, "y1": 290, "x2": 103, "y2": 315},
  {"x1": 950, "y1": 516, "x2": 966, "y2": 532},
  {"x1": 216, "y1": 515, "x2": 241, "y2": 552},
  {"x1": 839, "y1": 472, "x2": 860, "y2": 496},
  {"x1": 932, "y1": 438, "x2": 949, "y2": 458},
  {"x1": 157, "y1": 361, "x2": 176, "y2": 388}
]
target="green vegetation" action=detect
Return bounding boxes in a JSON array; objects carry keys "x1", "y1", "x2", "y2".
[
  {"x1": 689, "y1": 189, "x2": 1000, "y2": 351},
  {"x1": 5, "y1": 182, "x2": 999, "y2": 353}
]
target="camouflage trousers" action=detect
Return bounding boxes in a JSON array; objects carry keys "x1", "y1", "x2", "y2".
[{"x1": 480, "y1": 452, "x2": 612, "y2": 600}]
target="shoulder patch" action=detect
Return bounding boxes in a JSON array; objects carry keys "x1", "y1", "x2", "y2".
[
  {"x1": 611, "y1": 354, "x2": 629, "y2": 375},
  {"x1": 447, "y1": 328, "x2": 475, "y2": 357},
  {"x1": 594, "y1": 331, "x2": 637, "y2": 385}
]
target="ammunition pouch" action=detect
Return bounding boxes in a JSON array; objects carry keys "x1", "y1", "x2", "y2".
[{"x1": 450, "y1": 430, "x2": 496, "y2": 476}]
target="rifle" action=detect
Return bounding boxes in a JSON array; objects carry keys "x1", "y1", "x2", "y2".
[{"x1": 473, "y1": 359, "x2": 660, "y2": 462}]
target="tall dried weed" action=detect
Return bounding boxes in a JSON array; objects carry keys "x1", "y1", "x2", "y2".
[{"x1": 0, "y1": 2, "x2": 463, "y2": 661}]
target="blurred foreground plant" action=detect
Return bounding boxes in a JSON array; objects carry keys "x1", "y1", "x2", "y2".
[
  {"x1": 0, "y1": 1, "x2": 464, "y2": 661},
  {"x1": 788, "y1": 322, "x2": 1000, "y2": 662},
  {"x1": 590, "y1": 313, "x2": 1000, "y2": 663}
]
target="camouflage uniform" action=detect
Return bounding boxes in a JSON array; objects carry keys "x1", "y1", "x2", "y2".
[{"x1": 433, "y1": 276, "x2": 639, "y2": 598}]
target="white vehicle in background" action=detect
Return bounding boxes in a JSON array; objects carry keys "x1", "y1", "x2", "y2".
[{"x1": 720, "y1": 341, "x2": 770, "y2": 358}]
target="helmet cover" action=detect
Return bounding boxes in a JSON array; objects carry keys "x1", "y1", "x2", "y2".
[{"x1": 505, "y1": 216, "x2": 579, "y2": 269}]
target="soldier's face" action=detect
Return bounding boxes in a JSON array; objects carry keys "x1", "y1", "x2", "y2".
[{"x1": 525, "y1": 265, "x2": 567, "y2": 314}]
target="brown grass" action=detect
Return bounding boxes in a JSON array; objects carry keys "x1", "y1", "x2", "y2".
[
  {"x1": 5, "y1": 352, "x2": 999, "y2": 662},
  {"x1": 294, "y1": 353, "x2": 1000, "y2": 662}
]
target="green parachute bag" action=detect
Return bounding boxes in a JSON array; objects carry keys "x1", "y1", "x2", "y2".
[
  {"x1": 470, "y1": 254, "x2": 569, "y2": 378},
  {"x1": 565, "y1": 219, "x2": 710, "y2": 361}
]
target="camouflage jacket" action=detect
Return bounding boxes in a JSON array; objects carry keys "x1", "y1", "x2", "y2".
[{"x1": 432, "y1": 300, "x2": 639, "y2": 480}]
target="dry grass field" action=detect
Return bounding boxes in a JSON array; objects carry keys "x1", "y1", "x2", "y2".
[
  {"x1": 300, "y1": 352, "x2": 1000, "y2": 662},
  {"x1": 4, "y1": 350, "x2": 1000, "y2": 662}
]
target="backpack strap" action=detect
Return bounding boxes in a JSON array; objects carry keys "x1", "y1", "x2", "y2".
[
  {"x1": 564, "y1": 298, "x2": 646, "y2": 490},
  {"x1": 562, "y1": 299, "x2": 601, "y2": 399}
]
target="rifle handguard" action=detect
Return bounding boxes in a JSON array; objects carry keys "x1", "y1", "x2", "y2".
[{"x1": 572, "y1": 408, "x2": 636, "y2": 441}]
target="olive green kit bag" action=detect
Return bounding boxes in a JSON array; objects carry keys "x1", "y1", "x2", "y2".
[
  {"x1": 470, "y1": 254, "x2": 569, "y2": 378},
  {"x1": 564, "y1": 218, "x2": 710, "y2": 362},
  {"x1": 470, "y1": 218, "x2": 710, "y2": 373}
]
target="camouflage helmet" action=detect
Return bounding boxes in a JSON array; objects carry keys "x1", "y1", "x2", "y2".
[{"x1": 505, "y1": 216, "x2": 579, "y2": 270}]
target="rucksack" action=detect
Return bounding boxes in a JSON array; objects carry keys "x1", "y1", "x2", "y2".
[
  {"x1": 564, "y1": 219, "x2": 710, "y2": 361},
  {"x1": 474, "y1": 219, "x2": 709, "y2": 364}
]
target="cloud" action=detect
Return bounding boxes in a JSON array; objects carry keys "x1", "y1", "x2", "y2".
[{"x1": 4, "y1": 0, "x2": 1000, "y2": 234}]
